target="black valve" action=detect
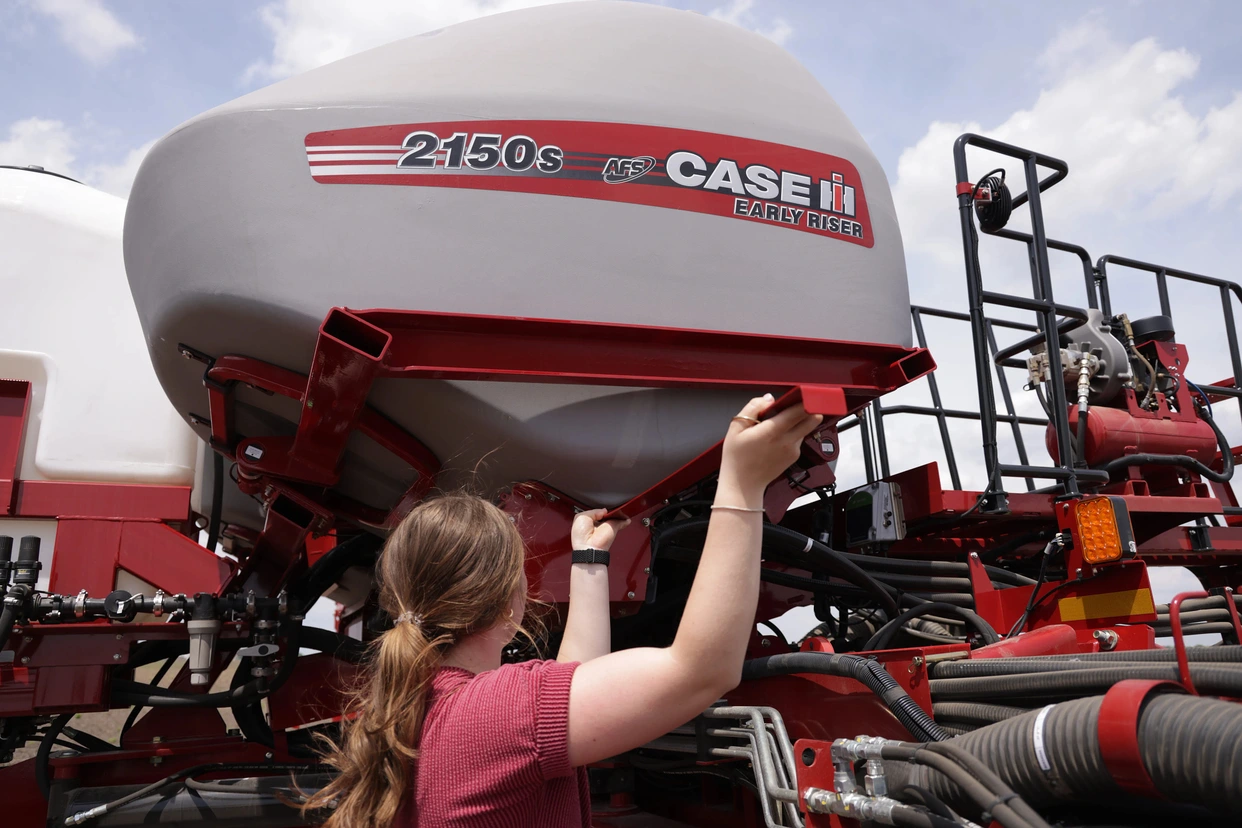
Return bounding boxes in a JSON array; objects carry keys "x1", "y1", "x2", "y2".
[
  {"x1": 103, "y1": 590, "x2": 139, "y2": 623},
  {"x1": 0, "y1": 536, "x2": 12, "y2": 589},
  {"x1": 13, "y1": 536, "x2": 41, "y2": 587}
]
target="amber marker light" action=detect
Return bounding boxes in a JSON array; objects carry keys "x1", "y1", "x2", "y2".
[{"x1": 1070, "y1": 496, "x2": 1136, "y2": 565}]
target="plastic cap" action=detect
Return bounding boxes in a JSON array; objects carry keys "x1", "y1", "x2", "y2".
[
  {"x1": 18, "y1": 536, "x2": 41, "y2": 562},
  {"x1": 0, "y1": 536, "x2": 12, "y2": 562}
]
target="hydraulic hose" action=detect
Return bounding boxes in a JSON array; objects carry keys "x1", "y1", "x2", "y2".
[
  {"x1": 1011, "y1": 644, "x2": 1241, "y2": 663},
  {"x1": 111, "y1": 619, "x2": 305, "y2": 708},
  {"x1": 865, "y1": 602, "x2": 1000, "y2": 651},
  {"x1": 885, "y1": 693, "x2": 1242, "y2": 818},
  {"x1": 204, "y1": 450, "x2": 224, "y2": 553},
  {"x1": 931, "y1": 656, "x2": 1242, "y2": 678},
  {"x1": 841, "y1": 553, "x2": 1037, "y2": 587},
  {"x1": 1097, "y1": 406, "x2": 1234, "y2": 483},
  {"x1": 932, "y1": 701, "x2": 1030, "y2": 725},
  {"x1": 742, "y1": 652, "x2": 948, "y2": 742},
  {"x1": 928, "y1": 664, "x2": 1242, "y2": 701},
  {"x1": 658, "y1": 520, "x2": 899, "y2": 616}
]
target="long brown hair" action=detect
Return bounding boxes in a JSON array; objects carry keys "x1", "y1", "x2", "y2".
[{"x1": 303, "y1": 493, "x2": 529, "y2": 827}]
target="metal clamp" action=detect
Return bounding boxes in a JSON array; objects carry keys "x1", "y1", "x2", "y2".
[{"x1": 73, "y1": 589, "x2": 88, "y2": 619}]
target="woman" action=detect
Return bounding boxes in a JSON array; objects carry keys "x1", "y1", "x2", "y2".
[{"x1": 305, "y1": 394, "x2": 822, "y2": 826}]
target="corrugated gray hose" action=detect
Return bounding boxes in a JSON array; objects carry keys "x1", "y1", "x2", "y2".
[{"x1": 885, "y1": 694, "x2": 1242, "y2": 818}]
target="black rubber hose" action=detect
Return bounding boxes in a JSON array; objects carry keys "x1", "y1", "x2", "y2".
[
  {"x1": 659, "y1": 520, "x2": 899, "y2": 616},
  {"x1": 230, "y1": 626, "x2": 367, "y2": 748},
  {"x1": 35, "y1": 713, "x2": 73, "y2": 802},
  {"x1": 742, "y1": 652, "x2": 948, "y2": 742},
  {"x1": 1014, "y1": 644, "x2": 1241, "y2": 663},
  {"x1": 929, "y1": 664, "x2": 1242, "y2": 700},
  {"x1": 932, "y1": 701, "x2": 1029, "y2": 725},
  {"x1": 762, "y1": 524, "x2": 901, "y2": 617},
  {"x1": 120, "y1": 657, "x2": 176, "y2": 741},
  {"x1": 887, "y1": 693, "x2": 1242, "y2": 818},
  {"x1": 931, "y1": 658, "x2": 1242, "y2": 678},
  {"x1": 897, "y1": 784, "x2": 959, "y2": 821},
  {"x1": 1155, "y1": 594, "x2": 1242, "y2": 614},
  {"x1": 890, "y1": 804, "x2": 965, "y2": 828},
  {"x1": 289, "y1": 532, "x2": 382, "y2": 610},
  {"x1": 881, "y1": 742, "x2": 1045, "y2": 828},
  {"x1": 762, "y1": 573, "x2": 978, "y2": 608},
  {"x1": 0, "y1": 583, "x2": 32, "y2": 651},
  {"x1": 1097, "y1": 406, "x2": 1234, "y2": 483},
  {"x1": 0, "y1": 601, "x2": 17, "y2": 652},
  {"x1": 204, "y1": 450, "x2": 225, "y2": 553},
  {"x1": 865, "y1": 602, "x2": 1000, "y2": 651},
  {"x1": 111, "y1": 619, "x2": 304, "y2": 708},
  {"x1": 842, "y1": 553, "x2": 1037, "y2": 587}
]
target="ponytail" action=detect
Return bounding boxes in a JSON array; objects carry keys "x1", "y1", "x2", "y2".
[
  {"x1": 300, "y1": 493, "x2": 528, "y2": 827},
  {"x1": 304, "y1": 618, "x2": 452, "y2": 827}
]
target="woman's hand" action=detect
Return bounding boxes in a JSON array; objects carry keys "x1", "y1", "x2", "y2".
[
  {"x1": 571, "y1": 509, "x2": 630, "y2": 551},
  {"x1": 717, "y1": 394, "x2": 823, "y2": 507}
]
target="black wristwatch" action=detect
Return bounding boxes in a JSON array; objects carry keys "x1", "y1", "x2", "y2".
[{"x1": 571, "y1": 548, "x2": 611, "y2": 566}]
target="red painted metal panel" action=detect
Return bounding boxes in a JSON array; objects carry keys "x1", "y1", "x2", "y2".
[
  {"x1": 47, "y1": 519, "x2": 122, "y2": 597},
  {"x1": 355, "y1": 307, "x2": 932, "y2": 393},
  {"x1": 118, "y1": 521, "x2": 232, "y2": 596},
  {"x1": 0, "y1": 664, "x2": 35, "y2": 715},
  {"x1": 794, "y1": 738, "x2": 845, "y2": 828},
  {"x1": 33, "y1": 664, "x2": 107, "y2": 712},
  {"x1": 13, "y1": 480, "x2": 190, "y2": 521},
  {"x1": 0, "y1": 379, "x2": 31, "y2": 515}
]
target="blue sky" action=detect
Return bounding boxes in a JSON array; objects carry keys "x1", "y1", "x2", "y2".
[
  {"x1": 4, "y1": 1, "x2": 1241, "y2": 201},
  {"x1": 4, "y1": 0, "x2": 1241, "y2": 617}
]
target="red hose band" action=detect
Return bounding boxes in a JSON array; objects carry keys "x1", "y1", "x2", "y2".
[
  {"x1": 1097, "y1": 679, "x2": 1186, "y2": 798},
  {"x1": 955, "y1": 181, "x2": 975, "y2": 196}
]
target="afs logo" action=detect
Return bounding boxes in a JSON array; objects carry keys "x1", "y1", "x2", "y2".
[{"x1": 602, "y1": 155, "x2": 656, "y2": 184}]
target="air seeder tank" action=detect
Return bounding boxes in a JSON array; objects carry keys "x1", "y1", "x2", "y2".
[{"x1": 124, "y1": 1, "x2": 911, "y2": 515}]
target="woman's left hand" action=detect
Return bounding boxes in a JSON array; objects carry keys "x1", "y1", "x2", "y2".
[{"x1": 571, "y1": 508, "x2": 630, "y2": 551}]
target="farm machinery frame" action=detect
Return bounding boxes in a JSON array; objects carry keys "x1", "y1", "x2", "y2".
[{"x1": 2, "y1": 133, "x2": 1242, "y2": 828}]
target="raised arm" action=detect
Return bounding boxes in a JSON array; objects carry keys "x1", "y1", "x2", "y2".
[
  {"x1": 556, "y1": 509, "x2": 628, "y2": 664},
  {"x1": 566, "y1": 395, "x2": 822, "y2": 767}
]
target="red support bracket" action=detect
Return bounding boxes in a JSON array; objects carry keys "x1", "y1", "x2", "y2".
[
  {"x1": 1166, "y1": 590, "x2": 1208, "y2": 694},
  {"x1": 0, "y1": 379, "x2": 32, "y2": 515},
  {"x1": 1097, "y1": 679, "x2": 1186, "y2": 798},
  {"x1": 289, "y1": 308, "x2": 392, "y2": 483}
]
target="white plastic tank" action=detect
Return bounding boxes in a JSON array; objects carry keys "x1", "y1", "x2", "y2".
[
  {"x1": 0, "y1": 167, "x2": 199, "y2": 583},
  {"x1": 124, "y1": 1, "x2": 912, "y2": 512},
  {"x1": 0, "y1": 168, "x2": 197, "y2": 486}
]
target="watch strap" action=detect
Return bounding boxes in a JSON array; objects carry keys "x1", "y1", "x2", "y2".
[{"x1": 571, "y1": 548, "x2": 611, "y2": 566}]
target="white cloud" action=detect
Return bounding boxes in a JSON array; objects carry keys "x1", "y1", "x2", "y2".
[
  {"x1": 892, "y1": 20, "x2": 1242, "y2": 283},
  {"x1": 0, "y1": 116, "x2": 150, "y2": 197},
  {"x1": 0, "y1": 117, "x2": 75, "y2": 172},
  {"x1": 30, "y1": 0, "x2": 138, "y2": 65},
  {"x1": 708, "y1": 0, "x2": 792, "y2": 46},
  {"x1": 246, "y1": 0, "x2": 591, "y2": 82},
  {"x1": 83, "y1": 138, "x2": 153, "y2": 197}
]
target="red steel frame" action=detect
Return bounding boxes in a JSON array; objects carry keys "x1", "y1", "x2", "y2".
[
  {"x1": 1, "y1": 306, "x2": 937, "y2": 827},
  {"x1": 6, "y1": 304, "x2": 1242, "y2": 827}
]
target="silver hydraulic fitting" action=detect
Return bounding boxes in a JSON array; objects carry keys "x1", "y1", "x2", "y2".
[{"x1": 803, "y1": 787, "x2": 898, "y2": 825}]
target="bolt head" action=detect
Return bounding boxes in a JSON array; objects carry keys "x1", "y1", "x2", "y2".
[
  {"x1": 626, "y1": 591, "x2": 636, "y2": 599},
  {"x1": 113, "y1": 653, "x2": 121, "y2": 660},
  {"x1": 642, "y1": 517, "x2": 650, "y2": 527},
  {"x1": 21, "y1": 657, "x2": 29, "y2": 664}
]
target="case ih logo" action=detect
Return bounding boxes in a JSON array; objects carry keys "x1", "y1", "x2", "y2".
[
  {"x1": 602, "y1": 155, "x2": 656, "y2": 184},
  {"x1": 305, "y1": 119, "x2": 874, "y2": 247}
]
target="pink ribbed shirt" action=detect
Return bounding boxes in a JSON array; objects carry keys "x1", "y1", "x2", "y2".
[{"x1": 398, "y1": 660, "x2": 590, "y2": 827}]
